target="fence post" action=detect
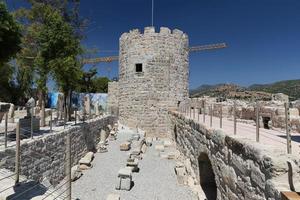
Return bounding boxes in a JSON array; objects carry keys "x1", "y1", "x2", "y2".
[
  {"x1": 50, "y1": 109, "x2": 53, "y2": 132},
  {"x1": 15, "y1": 122, "x2": 20, "y2": 186},
  {"x1": 197, "y1": 107, "x2": 200, "y2": 122},
  {"x1": 203, "y1": 101, "x2": 206, "y2": 123},
  {"x1": 256, "y1": 101, "x2": 260, "y2": 142},
  {"x1": 31, "y1": 106, "x2": 34, "y2": 139},
  {"x1": 189, "y1": 106, "x2": 192, "y2": 118},
  {"x1": 4, "y1": 112, "x2": 8, "y2": 148},
  {"x1": 285, "y1": 102, "x2": 292, "y2": 154},
  {"x1": 193, "y1": 107, "x2": 195, "y2": 119},
  {"x1": 210, "y1": 104, "x2": 213, "y2": 127},
  {"x1": 220, "y1": 103, "x2": 223, "y2": 128},
  {"x1": 234, "y1": 101, "x2": 237, "y2": 135},
  {"x1": 64, "y1": 106, "x2": 67, "y2": 129},
  {"x1": 66, "y1": 133, "x2": 72, "y2": 200},
  {"x1": 75, "y1": 109, "x2": 77, "y2": 125}
]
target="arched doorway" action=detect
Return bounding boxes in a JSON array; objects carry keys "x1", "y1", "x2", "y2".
[{"x1": 198, "y1": 153, "x2": 217, "y2": 200}]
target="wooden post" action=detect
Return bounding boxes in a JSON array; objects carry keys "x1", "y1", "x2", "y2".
[
  {"x1": 50, "y1": 109, "x2": 53, "y2": 132},
  {"x1": 75, "y1": 109, "x2": 77, "y2": 125},
  {"x1": 197, "y1": 107, "x2": 200, "y2": 122},
  {"x1": 64, "y1": 106, "x2": 67, "y2": 129},
  {"x1": 210, "y1": 104, "x2": 213, "y2": 127},
  {"x1": 220, "y1": 103, "x2": 223, "y2": 128},
  {"x1": 66, "y1": 134, "x2": 72, "y2": 200},
  {"x1": 203, "y1": 101, "x2": 206, "y2": 123},
  {"x1": 193, "y1": 107, "x2": 195, "y2": 119},
  {"x1": 234, "y1": 101, "x2": 237, "y2": 135},
  {"x1": 256, "y1": 101, "x2": 260, "y2": 142},
  {"x1": 4, "y1": 112, "x2": 8, "y2": 148},
  {"x1": 285, "y1": 102, "x2": 292, "y2": 154},
  {"x1": 189, "y1": 107, "x2": 192, "y2": 118},
  {"x1": 31, "y1": 107, "x2": 34, "y2": 139},
  {"x1": 15, "y1": 122, "x2": 20, "y2": 185}
]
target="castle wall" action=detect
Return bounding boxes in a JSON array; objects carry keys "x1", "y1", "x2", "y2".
[
  {"x1": 0, "y1": 116, "x2": 116, "y2": 185},
  {"x1": 169, "y1": 111, "x2": 299, "y2": 200},
  {"x1": 118, "y1": 27, "x2": 189, "y2": 137}
]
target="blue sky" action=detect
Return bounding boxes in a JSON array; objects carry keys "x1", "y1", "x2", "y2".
[{"x1": 7, "y1": 0, "x2": 300, "y2": 89}]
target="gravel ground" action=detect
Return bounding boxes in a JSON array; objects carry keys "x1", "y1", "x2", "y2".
[{"x1": 72, "y1": 125, "x2": 197, "y2": 200}]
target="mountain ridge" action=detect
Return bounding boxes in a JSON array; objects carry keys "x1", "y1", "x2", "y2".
[{"x1": 190, "y1": 79, "x2": 300, "y2": 100}]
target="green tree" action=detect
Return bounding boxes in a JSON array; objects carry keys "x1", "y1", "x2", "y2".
[
  {"x1": 0, "y1": 2, "x2": 22, "y2": 102},
  {"x1": 38, "y1": 6, "x2": 83, "y2": 120},
  {"x1": 0, "y1": 2, "x2": 21, "y2": 65},
  {"x1": 92, "y1": 77, "x2": 110, "y2": 93},
  {"x1": 15, "y1": 2, "x2": 83, "y2": 123}
]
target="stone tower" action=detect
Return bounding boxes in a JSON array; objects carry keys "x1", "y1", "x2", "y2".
[{"x1": 118, "y1": 27, "x2": 189, "y2": 137}]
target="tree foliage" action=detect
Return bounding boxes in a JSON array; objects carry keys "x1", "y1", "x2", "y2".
[{"x1": 0, "y1": 2, "x2": 22, "y2": 65}]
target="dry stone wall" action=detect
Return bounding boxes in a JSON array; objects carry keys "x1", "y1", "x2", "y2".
[
  {"x1": 170, "y1": 111, "x2": 298, "y2": 200},
  {"x1": 0, "y1": 116, "x2": 116, "y2": 185},
  {"x1": 118, "y1": 27, "x2": 189, "y2": 137}
]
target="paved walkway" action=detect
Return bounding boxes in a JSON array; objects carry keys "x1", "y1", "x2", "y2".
[
  {"x1": 183, "y1": 112, "x2": 300, "y2": 155},
  {"x1": 72, "y1": 125, "x2": 197, "y2": 200}
]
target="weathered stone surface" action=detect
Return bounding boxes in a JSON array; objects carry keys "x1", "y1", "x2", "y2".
[
  {"x1": 120, "y1": 141, "x2": 131, "y2": 151},
  {"x1": 71, "y1": 165, "x2": 82, "y2": 181},
  {"x1": 0, "y1": 116, "x2": 116, "y2": 185},
  {"x1": 169, "y1": 111, "x2": 295, "y2": 200},
  {"x1": 79, "y1": 152, "x2": 94, "y2": 165},
  {"x1": 106, "y1": 193, "x2": 120, "y2": 200},
  {"x1": 118, "y1": 27, "x2": 189, "y2": 137}
]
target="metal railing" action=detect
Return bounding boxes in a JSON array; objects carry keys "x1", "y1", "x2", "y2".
[
  {"x1": 178, "y1": 99, "x2": 293, "y2": 154},
  {"x1": 0, "y1": 105, "x2": 109, "y2": 199},
  {"x1": 0, "y1": 122, "x2": 73, "y2": 200}
]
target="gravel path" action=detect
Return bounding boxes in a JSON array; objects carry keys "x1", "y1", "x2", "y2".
[
  {"x1": 184, "y1": 111, "x2": 300, "y2": 155},
  {"x1": 72, "y1": 125, "x2": 197, "y2": 200}
]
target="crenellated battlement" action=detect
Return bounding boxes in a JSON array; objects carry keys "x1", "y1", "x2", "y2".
[{"x1": 120, "y1": 26, "x2": 188, "y2": 41}]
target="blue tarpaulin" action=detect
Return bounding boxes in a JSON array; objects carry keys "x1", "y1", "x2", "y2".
[{"x1": 47, "y1": 92, "x2": 108, "y2": 111}]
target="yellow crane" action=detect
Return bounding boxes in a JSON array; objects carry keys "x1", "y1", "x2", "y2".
[{"x1": 82, "y1": 43, "x2": 227, "y2": 64}]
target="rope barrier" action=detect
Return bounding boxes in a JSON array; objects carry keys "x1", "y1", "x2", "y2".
[
  {"x1": 0, "y1": 173, "x2": 16, "y2": 182},
  {"x1": 53, "y1": 186, "x2": 70, "y2": 200}
]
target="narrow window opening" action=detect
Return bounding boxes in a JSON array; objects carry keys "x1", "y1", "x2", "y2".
[{"x1": 135, "y1": 63, "x2": 143, "y2": 72}]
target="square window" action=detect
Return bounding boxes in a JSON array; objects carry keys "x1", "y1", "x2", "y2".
[{"x1": 135, "y1": 63, "x2": 143, "y2": 72}]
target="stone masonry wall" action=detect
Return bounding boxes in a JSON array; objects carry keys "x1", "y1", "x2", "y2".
[
  {"x1": 0, "y1": 116, "x2": 116, "y2": 185},
  {"x1": 169, "y1": 111, "x2": 299, "y2": 200},
  {"x1": 118, "y1": 27, "x2": 189, "y2": 137}
]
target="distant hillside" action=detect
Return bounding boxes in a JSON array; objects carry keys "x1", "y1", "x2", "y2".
[
  {"x1": 249, "y1": 79, "x2": 300, "y2": 100},
  {"x1": 190, "y1": 79, "x2": 300, "y2": 100}
]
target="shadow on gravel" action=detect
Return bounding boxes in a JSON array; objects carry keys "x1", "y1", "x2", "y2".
[
  {"x1": 7, "y1": 181, "x2": 47, "y2": 200},
  {"x1": 279, "y1": 135, "x2": 300, "y2": 143}
]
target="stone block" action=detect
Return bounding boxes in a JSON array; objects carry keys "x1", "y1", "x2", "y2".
[
  {"x1": 106, "y1": 194, "x2": 120, "y2": 200},
  {"x1": 145, "y1": 137, "x2": 152, "y2": 146},
  {"x1": 71, "y1": 165, "x2": 82, "y2": 181},
  {"x1": 79, "y1": 152, "x2": 94, "y2": 165},
  {"x1": 131, "y1": 134, "x2": 140, "y2": 141},
  {"x1": 120, "y1": 142, "x2": 131, "y2": 151},
  {"x1": 141, "y1": 143, "x2": 147, "y2": 153},
  {"x1": 118, "y1": 167, "x2": 132, "y2": 178},
  {"x1": 155, "y1": 144, "x2": 165, "y2": 152},
  {"x1": 163, "y1": 139, "x2": 172, "y2": 147}
]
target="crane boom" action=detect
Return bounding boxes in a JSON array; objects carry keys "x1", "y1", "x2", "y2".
[
  {"x1": 189, "y1": 43, "x2": 227, "y2": 52},
  {"x1": 82, "y1": 43, "x2": 227, "y2": 64}
]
